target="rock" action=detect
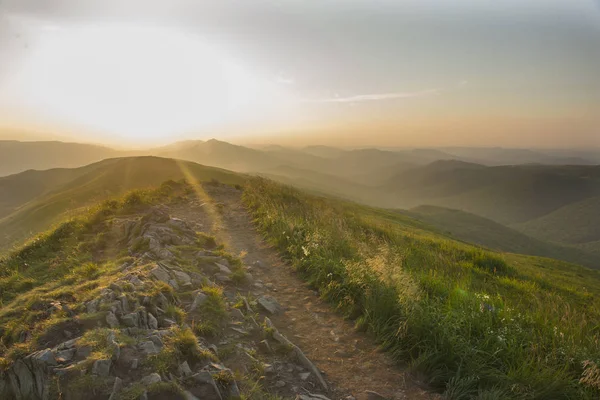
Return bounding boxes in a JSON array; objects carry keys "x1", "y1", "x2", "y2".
[
  {"x1": 299, "y1": 372, "x2": 311, "y2": 381},
  {"x1": 121, "y1": 312, "x2": 140, "y2": 328},
  {"x1": 92, "y1": 359, "x2": 111, "y2": 377},
  {"x1": 216, "y1": 263, "x2": 232, "y2": 275},
  {"x1": 228, "y1": 381, "x2": 241, "y2": 399},
  {"x1": 141, "y1": 372, "x2": 162, "y2": 386},
  {"x1": 148, "y1": 335, "x2": 164, "y2": 349},
  {"x1": 118, "y1": 294, "x2": 130, "y2": 313},
  {"x1": 230, "y1": 308, "x2": 244, "y2": 320},
  {"x1": 139, "y1": 341, "x2": 159, "y2": 355},
  {"x1": 252, "y1": 260, "x2": 264, "y2": 268},
  {"x1": 148, "y1": 312, "x2": 158, "y2": 330},
  {"x1": 366, "y1": 391, "x2": 389, "y2": 400},
  {"x1": 178, "y1": 361, "x2": 193, "y2": 377},
  {"x1": 168, "y1": 279, "x2": 180, "y2": 290},
  {"x1": 130, "y1": 275, "x2": 144, "y2": 286},
  {"x1": 172, "y1": 270, "x2": 192, "y2": 285},
  {"x1": 257, "y1": 295, "x2": 283, "y2": 315},
  {"x1": 275, "y1": 380, "x2": 286, "y2": 388},
  {"x1": 162, "y1": 318, "x2": 177, "y2": 328},
  {"x1": 189, "y1": 292, "x2": 208, "y2": 311},
  {"x1": 109, "y1": 283, "x2": 123, "y2": 293},
  {"x1": 296, "y1": 395, "x2": 332, "y2": 400},
  {"x1": 215, "y1": 274, "x2": 231, "y2": 283},
  {"x1": 86, "y1": 299, "x2": 100, "y2": 314},
  {"x1": 131, "y1": 359, "x2": 139, "y2": 369},
  {"x1": 56, "y1": 338, "x2": 79, "y2": 350},
  {"x1": 33, "y1": 349, "x2": 57, "y2": 366},
  {"x1": 76, "y1": 345, "x2": 92, "y2": 358},
  {"x1": 106, "y1": 311, "x2": 120, "y2": 328},
  {"x1": 189, "y1": 372, "x2": 223, "y2": 400},
  {"x1": 55, "y1": 348, "x2": 76, "y2": 363},
  {"x1": 108, "y1": 377, "x2": 123, "y2": 400},
  {"x1": 150, "y1": 265, "x2": 172, "y2": 283},
  {"x1": 184, "y1": 391, "x2": 201, "y2": 400}
]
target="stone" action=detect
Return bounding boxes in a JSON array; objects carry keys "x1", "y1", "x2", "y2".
[
  {"x1": 275, "y1": 380, "x2": 286, "y2": 388},
  {"x1": 92, "y1": 359, "x2": 111, "y2": 377},
  {"x1": 109, "y1": 283, "x2": 123, "y2": 293},
  {"x1": 257, "y1": 295, "x2": 283, "y2": 315},
  {"x1": 296, "y1": 395, "x2": 332, "y2": 400},
  {"x1": 216, "y1": 263, "x2": 232, "y2": 275},
  {"x1": 86, "y1": 299, "x2": 100, "y2": 314},
  {"x1": 131, "y1": 359, "x2": 139, "y2": 369},
  {"x1": 141, "y1": 372, "x2": 162, "y2": 386},
  {"x1": 76, "y1": 346, "x2": 92, "y2": 358},
  {"x1": 139, "y1": 341, "x2": 159, "y2": 355},
  {"x1": 108, "y1": 377, "x2": 123, "y2": 400},
  {"x1": 148, "y1": 312, "x2": 158, "y2": 330},
  {"x1": 366, "y1": 391, "x2": 389, "y2": 400},
  {"x1": 178, "y1": 361, "x2": 193, "y2": 377},
  {"x1": 121, "y1": 312, "x2": 140, "y2": 328},
  {"x1": 300, "y1": 372, "x2": 311, "y2": 381},
  {"x1": 184, "y1": 391, "x2": 201, "y2": 400},
  {"x1": 130, "y1": 275, "x2": 144, "y2": 286},
  {"x1": 148, "y1": 335, "x2": 164, "y2": 349},
  {"x1": 172, "y1": 270, "x2": 192, "y2": 285},
  {"x1": 168, "y1": 279, "x2": 180, "y2": 290},
  {"x1": 230, "y1": 308, "x2": 244, "y2": 320},
  {"x1": 33, "y1": 349, "x2": 57, "y2": 366},
  {"x1": 118, "y1": 294, "x2": 130, "y2": 313},
  {"x1": 56, "y1": 338, "x2": 79, "y2": 350},
  {"x1": 228, "y1": 381, "x2": 241, "y2": 399},
  {"x1": 106, "y1": 311, "x2": 120, "y2": 328},
  {"x1": 162, "y1": 318, "x2": 177, "y2": 327},
  {"x1": 215, "y1": 274, "x2": 231, "y2": 283},
  {"x1": 189, "y1": 372, "x2": 223, "y2": 400},
  {"x1": 55, "y1": 348, "x2": 76, "y2": 363},
  {"x1": 189, "y1": 292, "x2": 208, "y2": 311},
  {"x1": 150, "y1": 265, "x2": 172, "y2": 283}
]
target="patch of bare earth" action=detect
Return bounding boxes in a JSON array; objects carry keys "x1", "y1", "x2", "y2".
[{"x1": 171, "y1": 185, "x2": 440, "y2": 400}]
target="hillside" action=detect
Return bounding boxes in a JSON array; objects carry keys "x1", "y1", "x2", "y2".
[
  {"x1": 403, "y1": 205, "x2": 600, "y2": 268},
  {"x1": 244, "y1": 178, "x2": 600, "y2": 398},
  {"x1": 385, "y1": 162, "x2": 600, "y2": 224},
  {"x1": 0, "y1": 141, "x2": 126, "y2": 177},
  {"x1": 514, "y1": 196, "x2": 600, "y2": 246},
  {"x1": 0, "y1": 157, "x2": 244, "y2": 253}
]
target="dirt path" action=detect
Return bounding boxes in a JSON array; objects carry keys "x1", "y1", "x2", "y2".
[{"x1": 172, "y1": 185, "x2": 438, "y2": 400}]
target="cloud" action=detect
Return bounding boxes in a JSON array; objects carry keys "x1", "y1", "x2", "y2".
[{"x1": 309, "y1": 88, "x2": 440, "y2": 103}]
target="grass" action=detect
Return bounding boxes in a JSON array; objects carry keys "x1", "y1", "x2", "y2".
[
  {"x1": 146, "y1": 326, "x2": 216, "y2": 373},
  {"x1": 243, "y1": 177, "x2": 600, "y2": 399}
]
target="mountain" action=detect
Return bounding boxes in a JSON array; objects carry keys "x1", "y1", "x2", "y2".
[
  {"x1": 0, "y1": 140, "x2": 125, "y2": 177},
  {"x1": 0, "y1": 156, "x2": 244, "y2": 252},
  {"x1": 403, "y1": 205, "x2": 600, "y2": 268},
  {"x1": 384, "y1": 162, "x2": 600, "y2": 224},
  {"x1": 438, "y1": 147, "x2": 597, "y2": 166},
  {"x1": 514, "y1": 196, "x2": 600, "y2": 245}
]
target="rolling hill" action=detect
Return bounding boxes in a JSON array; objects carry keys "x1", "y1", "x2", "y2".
[
  {"x1": 0, "y1": 156, "x2": 245, "y2": 252},
  {"x1": 403, "y1": 205, "x2": 600, "y2": 269}
]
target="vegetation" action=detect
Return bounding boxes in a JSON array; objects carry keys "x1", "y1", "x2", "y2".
[{"x1": 243, "y1": 177, "x2": 600, "y2": 399}]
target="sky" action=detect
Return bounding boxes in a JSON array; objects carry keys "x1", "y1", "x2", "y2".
[{"x1": 0, "y1": 0, "x2": 599, "y2": 147}]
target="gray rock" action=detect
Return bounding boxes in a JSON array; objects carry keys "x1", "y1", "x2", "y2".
[
  {"x1": 257, "y1": 295, "x2": 283, "y2": 315},
  {"x1": 184, "y1": 391, "x2": 201, "y2": 400},
  {"x1": 76, "y1": 345, "x2": 92, "y2": 358},
  {"x1": 33, "y1": 349, "x2": 57, "y2": 366},
  {"x1": 92, "y1": 359, "x2": 111, "y2": 377},
  {"x1": 86, "y1": 299, "x2": 100, "y2": 314},
  {"x1": 230, "y1": 308, "x2": 244, "y2": 320},
  {"x1": 131, "y1": 359, "x2": 139, "y2": 369},
  {"x1": 296, "y1": 395, "x2": 332, "y2": 400},
  {"x1": 139, "y1": 341, "x2": 159, "y2": 355},
  {"x1": 215, "y1": 274, "x2": 231, "y2": 283},
  {"x1": 130, "y1": 275, "x2": 144, "y2": 286},
  {"x1": 168, "y1": 279, "x2": 180, "y2": 290},
  {"x1": 148, "y1": 312, "x2": 158, "y2": 330},
  {"x1": 118, "y1": 294, "x2": 130, "y2": 313},
  {"x1": 55, "y1": 348, "x2": 76, "y2": 363},
  {"x1": 365, "y1": 391, "x2": 389, "y2": 400},
  {"x1": 108, "y1": 377, "x2": 123, "y2": 400},
  {"x1": 275, "y1": 380, "x2": 286, "y2": 388},
  {"x1": 172, "y1": 270, "x2": 192, "y2": 285},
  {"x1": 178, "y1": 361, "x2": 193, "y2": 377},
  {"x1": 189, "y1": 372, "x2": 222, "y2": 400},
  {"x1": 216, "y1": 263, "x2": 232, "y2": 275},
  {"x1": 150, "y1": 265, "x2": 171, "y2": 283},
  {"x1": 141, "y1": 373, "x2": 162, "y2": 386},
  {"x1": 299, "y1": 372, "x2": 311, "y2": 381},
  {"x1": 162, "y1": 318, "x2": 177, "y2": 327},
  {"x1": 121, "y1": 312, "x2": 139, "y2": 328},
  {"x1": 106, "y1": 311, "x2": 120, "y2": 328},
  {"x1": 189, "y1": 292, "x2": 208, "y2": 312},
  {"x1": 148, "y1": 335, "x2": 164, "y2": 349},
  {"x1": 56, "y1": 338, "x2": 79, "y2": 350}
]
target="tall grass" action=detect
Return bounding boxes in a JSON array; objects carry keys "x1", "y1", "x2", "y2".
[{"x1": 243, "y1": 178, "x2": 600, "y2": 399}]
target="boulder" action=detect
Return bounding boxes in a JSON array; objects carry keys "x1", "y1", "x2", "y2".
[
  {"x1": 189, "y1": 372, "x2": 222, "y2": 400},
  {"x1": 150, "y1": 265, "x2": 171, "y2": 283},
  {"x1": 108, "y1": 377, "x2": 123, "y2": 400},
  {"x1": 92, "y1": 359, "x2": 111, "y2": 377},
  {"x1": 172, "y1": 270, "x2": 192, "y2": 285},
  {"x1": 106, "y1": 311, "x2": 120, "y2": 328},
  {"x1": 139, "y1": 341, "x2": 159, "y2": 355},
  {"x1": 257, "y1": 296, "x2": 283, "y2": 315},
  {"x1": 189, "y1": 292, "x2": 208, "y2": 312},
  {"x1": 178, "y1": 361, "x2": 193, "y2": 377},
  {"x1": 141, "y1": 373, "x2": 162, "y2": 386},
  {"x1": 121, "y1": 312, "x2": 140, "y2": 328},
  {"x1": 148, "y1": 312, "x2": 158, "y2": 330}
]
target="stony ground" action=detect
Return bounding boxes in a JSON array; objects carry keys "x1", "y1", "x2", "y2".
[{"x1": 1, "y1": 182, "x2": 438, "y2": 400}]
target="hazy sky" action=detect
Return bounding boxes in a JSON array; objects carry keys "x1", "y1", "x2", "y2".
[{"x1": 0, "y1": 0, "x2": 599, "y2": 147}]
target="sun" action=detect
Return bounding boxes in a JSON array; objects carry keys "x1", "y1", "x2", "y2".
[{"x1": 9, "y1": 24, "x2": 290, "y2": 143}]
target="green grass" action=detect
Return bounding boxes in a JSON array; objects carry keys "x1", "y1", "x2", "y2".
[{"x1": 243, "y1": 177, "x2": 600, "y2": 399}]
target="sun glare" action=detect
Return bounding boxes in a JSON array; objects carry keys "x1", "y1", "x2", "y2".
[{"x1": 9, "y1": 24, "x2": 291, "y2": 142}]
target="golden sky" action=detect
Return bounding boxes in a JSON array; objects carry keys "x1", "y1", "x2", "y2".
[{"x1": 0, "y1": 0, "x2": 599, "y2": 148}]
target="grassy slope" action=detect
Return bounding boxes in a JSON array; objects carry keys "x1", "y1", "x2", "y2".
[
  {"x1": 0, "y1": 157, "x2": 245, "y2": 253},
  {"x1": 514, "y1": 196, "x2": 600, "y2": 246},
  {"x1": 403, "y1": 205, "x2": 600, "y2": 269},
  {"x1": 244, "y1": 178, "x2": 600, "y2": 399}
]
